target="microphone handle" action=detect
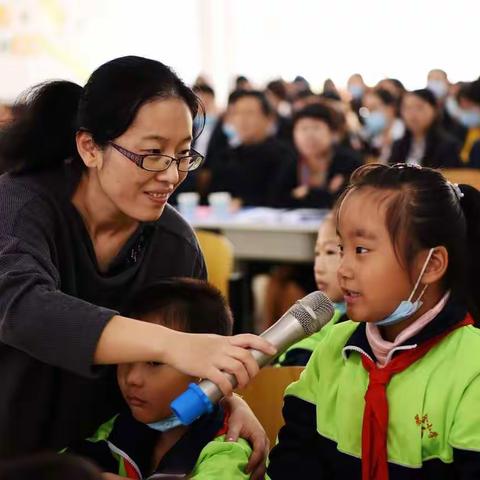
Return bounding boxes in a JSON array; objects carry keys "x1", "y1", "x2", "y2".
[{"x1": 199, "y1": 349, "x2": 269, "y2": 404}]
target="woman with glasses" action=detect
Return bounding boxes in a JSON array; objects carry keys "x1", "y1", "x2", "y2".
[{"x1": 0, "y1": 56, "x2": 274, "y2": 477}]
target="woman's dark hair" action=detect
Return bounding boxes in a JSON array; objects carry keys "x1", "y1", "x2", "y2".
[
  {"x1": 292, "y1": 103, "x2": 338, "y2": 131},
  {"x1": 266, "y1": 80, "x2": 288, "y2": 101},
  {"x1": 374, "y1": 88, "x2": 397, "y2": 108},
  {"x1": 228, "y1": 89, "x2": 273, "y2": 116},
  {"x1": 193, "y1": 83, "x2": 215, "y2": 97},
  {"x1": 0, "y1": 56, "x2": 203, "y2": 174},
  {"x1": 458, "y1": 79, "x2": 480, "y2": 107},
  {"x1": 124, "y1": 278, "x2": 233, "y2": 336},
  {"x1": 336, "y1": 163, "x2": 480, "y2": 321},
  {"x1": 409, "y1": 88, "x2": 438, "y2": 109}
]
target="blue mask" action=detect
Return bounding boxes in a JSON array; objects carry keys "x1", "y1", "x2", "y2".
[
  {"x1": 427, "y1": 80, "x2": 448, "y2": 99},
  {"x1": 375, "y1": 248, "x2": 434, "y2": 327},
  {"x1": 364, "y1": 111, "x2": 387, "y2": 136},
  {"x1": 459, "y1": 109, "x2": 480, "y2": 128},
  {"x1": 193, "y1": 115, "x2": 216, "y2": 130},
  {"x1": 349, "y1": 85, "x2": 364, "y2": 100},
  {"x1": 333, "y1": 302, "x2": 347, "y2": 315},
  {"x1": 147, "y1": 414, "x2": 183, "y2": 432},
  {"x1": 445, "y1": 96, "x2": 461, "y2": 120}
]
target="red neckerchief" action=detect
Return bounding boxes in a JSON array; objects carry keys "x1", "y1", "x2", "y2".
[{"x1": 361, "y1": 314, "x2": 474, "y2": 480}]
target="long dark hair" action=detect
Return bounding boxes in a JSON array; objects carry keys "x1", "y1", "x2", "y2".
[
  {"x1": 336, "y1": 163, "x2": 480, "y2": 321},
  {"x1": 390, "y1": 89, "x2": 455, "y2": 168},
  {"x1": 0, "y1": 56, "x2": 204, "y2": 174}
]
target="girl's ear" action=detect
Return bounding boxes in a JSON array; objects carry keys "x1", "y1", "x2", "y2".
[{"x1": 421, "y1": 247, "x2": 448, "y2": 285}]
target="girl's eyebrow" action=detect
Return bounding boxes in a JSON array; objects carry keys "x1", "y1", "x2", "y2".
[{"x1": 353, "y1": 228, "x2": 377, "y2": 240}]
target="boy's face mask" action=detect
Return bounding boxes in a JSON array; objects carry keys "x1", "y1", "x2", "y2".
[
  {"x1": 375, "y1": 248, "x2": 434, "y2": 327},
  {"x1": 147, "y1": 413, "x2": 183, "y2": 432}
]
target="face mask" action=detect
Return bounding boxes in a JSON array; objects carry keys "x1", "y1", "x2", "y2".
[
  {"x1": 222, "y1": 122, "x2": 240, "y2": 147},
  {"x1": 365, "y1": 111, "x2": 387, "y2": 136},
  {"x1": 375, "y1": 248, "x2": 434, "y2": 327},
  {"x1": 459, "y1": 109, "x2": 480, "y2": 128},
  {"x1": 427, "y1": 80, "x2": 448, "y2": 99},
  {"x1": 194, "y1": 114, "x2": 216, "y2": 130},
  {"x1": 445, "y1": 96, "x2": 461, "y2": 120},
  {"x1": 334, "y1": 302, "x2": 347, "y2": 315},
  {"x1": 349, "y1": 85, "x2": 364, "y2": 100},
  {"x1": 147, "y1": 414, "x2": 183, "y2": 432}
]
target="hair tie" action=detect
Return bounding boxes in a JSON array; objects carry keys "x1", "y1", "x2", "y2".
[{"x1": 448, "y1": 181, "x2": 464, "y2": 201}]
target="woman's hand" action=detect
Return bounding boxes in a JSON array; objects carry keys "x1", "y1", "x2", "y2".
[
  {"x1": 222, "y1": 394, "x2": 269, "y2": 480},
  {"x1": 162, "y1": 331, "x2": 276, "y2": 396},
  {"x1": 292, "y1": 185, "x2": 309, "y2": 199}
]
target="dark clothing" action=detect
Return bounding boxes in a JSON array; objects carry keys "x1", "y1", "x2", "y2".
[
  {"x1": 67, "y1": 406, "x2": 228, "y2": 477},
  {"x1": 209, "y1": 137, "x2": 296, "y2": 207},
  {"x1": 468, "y1": 140, "x2": 480, "y2": 168},
  {"x1": 440, "y1": 108, "x2": 468, "y2": 144},
  {"x1": 273, "y1": 145, "x2": 362, "y2": 209},
  {"x1": 389, "y1": 128, "x2": 461, "y2": 168},
  {"x1": 0, "y1": 162, "x2": 206, "y2": 458}
]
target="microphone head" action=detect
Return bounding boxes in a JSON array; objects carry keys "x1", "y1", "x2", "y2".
[{"x1": 289, "y1": 291, "x2": 335, "y2": 335}]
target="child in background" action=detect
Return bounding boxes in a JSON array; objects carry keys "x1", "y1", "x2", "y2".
[
  {"x1": 268, "y1": 163, "x2": 480, "y2": 479},
  {"x1": 66, "y1": 279, "x2": 251, "y2": 479},
  {"x1": 277, "y1": 213, "x2": 347, "y2": 366}
]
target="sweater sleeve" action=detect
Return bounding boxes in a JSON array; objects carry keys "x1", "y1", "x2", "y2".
[
  {"x1": 189, "y1": 436, "x2": 251, "y2": 480},
  {"x1": 0, "y1": 197, "x2": 118, "y2": 378}
]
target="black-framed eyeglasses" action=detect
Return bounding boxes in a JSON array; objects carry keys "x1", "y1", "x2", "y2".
[{"x1": 109, "y1": 142, "x2": 204, "y2": 172}]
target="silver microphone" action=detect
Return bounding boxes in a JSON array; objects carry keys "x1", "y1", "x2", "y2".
[{"x1": 171, "y1": 291, "x2": 335, "y2": 424}]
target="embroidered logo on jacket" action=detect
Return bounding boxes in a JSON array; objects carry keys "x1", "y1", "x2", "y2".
[{"x1": 415, "y1": 414, "x2": 438, "y2": 439}]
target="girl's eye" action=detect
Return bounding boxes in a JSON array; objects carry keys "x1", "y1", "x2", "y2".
[
  {"x1": 326, "y1": 248, "x2": 338, "y2": 256},
  {"x1": 148, "y1": 361, "x2": 162, "y2": 367},
  {"x1": 337, "y1": 244, "x2": 344, "y2": 255},
  {"x1": 356, "y1": 246, "x2": 369, "y2": 254}
]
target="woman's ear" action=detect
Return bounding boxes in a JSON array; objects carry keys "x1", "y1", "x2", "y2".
[
  {"x1": 421, "y1": 247, "x2": 448, "y2": 285},
  {"x1": 76, "y1": 131, "x2": 103, "y2": 168}
]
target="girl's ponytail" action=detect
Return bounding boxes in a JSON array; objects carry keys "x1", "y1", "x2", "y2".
[
  {"x1": 0, "y1": 81, "x2": 83, "y2": 174},
  {"x1": 458, "y1": 184, "x2": 480, "y2": 320}
]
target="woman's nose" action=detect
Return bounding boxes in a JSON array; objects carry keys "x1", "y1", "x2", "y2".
[{"x1": 156, "y1": 160, "x2": 180, "y2": 185}]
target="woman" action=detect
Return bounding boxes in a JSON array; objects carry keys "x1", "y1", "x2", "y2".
[
  {"x1": 273, "y1": 102, "x2": 362, "y2": 209},
  {"x1": 0, "y1": 56, "x2": 273, "y2": 477},
  {"x1": 361, "y1": 88, "x2": 404, "y2": 163},
  {"x1": 389, "y1": 88, "x2": 461, "y2": 168}
]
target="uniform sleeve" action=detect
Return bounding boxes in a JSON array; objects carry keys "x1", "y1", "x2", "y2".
[
  {"x1": 189, "y1": 436, "x2": 251, "y2": 480},
  {"x1": 267, "y1": 349, "x2": 326, "y2": 478},
  {"x1": 450, "y1": 373, "x2": 480, "y2": 478},
  {"x1": 0, "y1": 200, "x2": 118, "y2": 378}
]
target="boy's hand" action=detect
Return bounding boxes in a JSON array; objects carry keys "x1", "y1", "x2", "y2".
[{"x1": 223, "y1": 394, "x2": 269, "y2": 480}]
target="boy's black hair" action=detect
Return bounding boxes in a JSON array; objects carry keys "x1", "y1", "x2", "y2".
[
  {"x1": 124, "y1": 278, "x2": 233, "y2": 336},
  {"x1": 292, "y1": 103, "x2": 337, "y2": 131},
  {"x1": 228, "y1": 89, "x2": 273, "y2": 116}
]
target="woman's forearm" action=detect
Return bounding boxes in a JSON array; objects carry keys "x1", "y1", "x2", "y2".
[{"x1": 93, "y1": 315, "x2": 171, "y2": 364}]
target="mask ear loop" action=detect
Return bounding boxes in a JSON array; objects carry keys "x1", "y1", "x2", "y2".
[{"x1": 407, "y1": 248, "x2": 435, "y2": 303}]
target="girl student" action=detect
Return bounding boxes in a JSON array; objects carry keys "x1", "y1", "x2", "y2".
[{"x1": 268, "y1": 163, "x2": 480, "y2": 479}]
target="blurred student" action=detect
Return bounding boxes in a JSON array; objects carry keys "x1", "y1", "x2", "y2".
[
  {"x1": 389, "y1": 89, "x2": 461, "y2": 168},
  {"x1": 208, "y1": 90, "x2": 296, "y2": 207},
  {"x1": 457, "y1": 80, "x2": 480, "y2": 167},
  {"x1": 277, "y1": 214, "x2": 347, "y2": 366}
]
